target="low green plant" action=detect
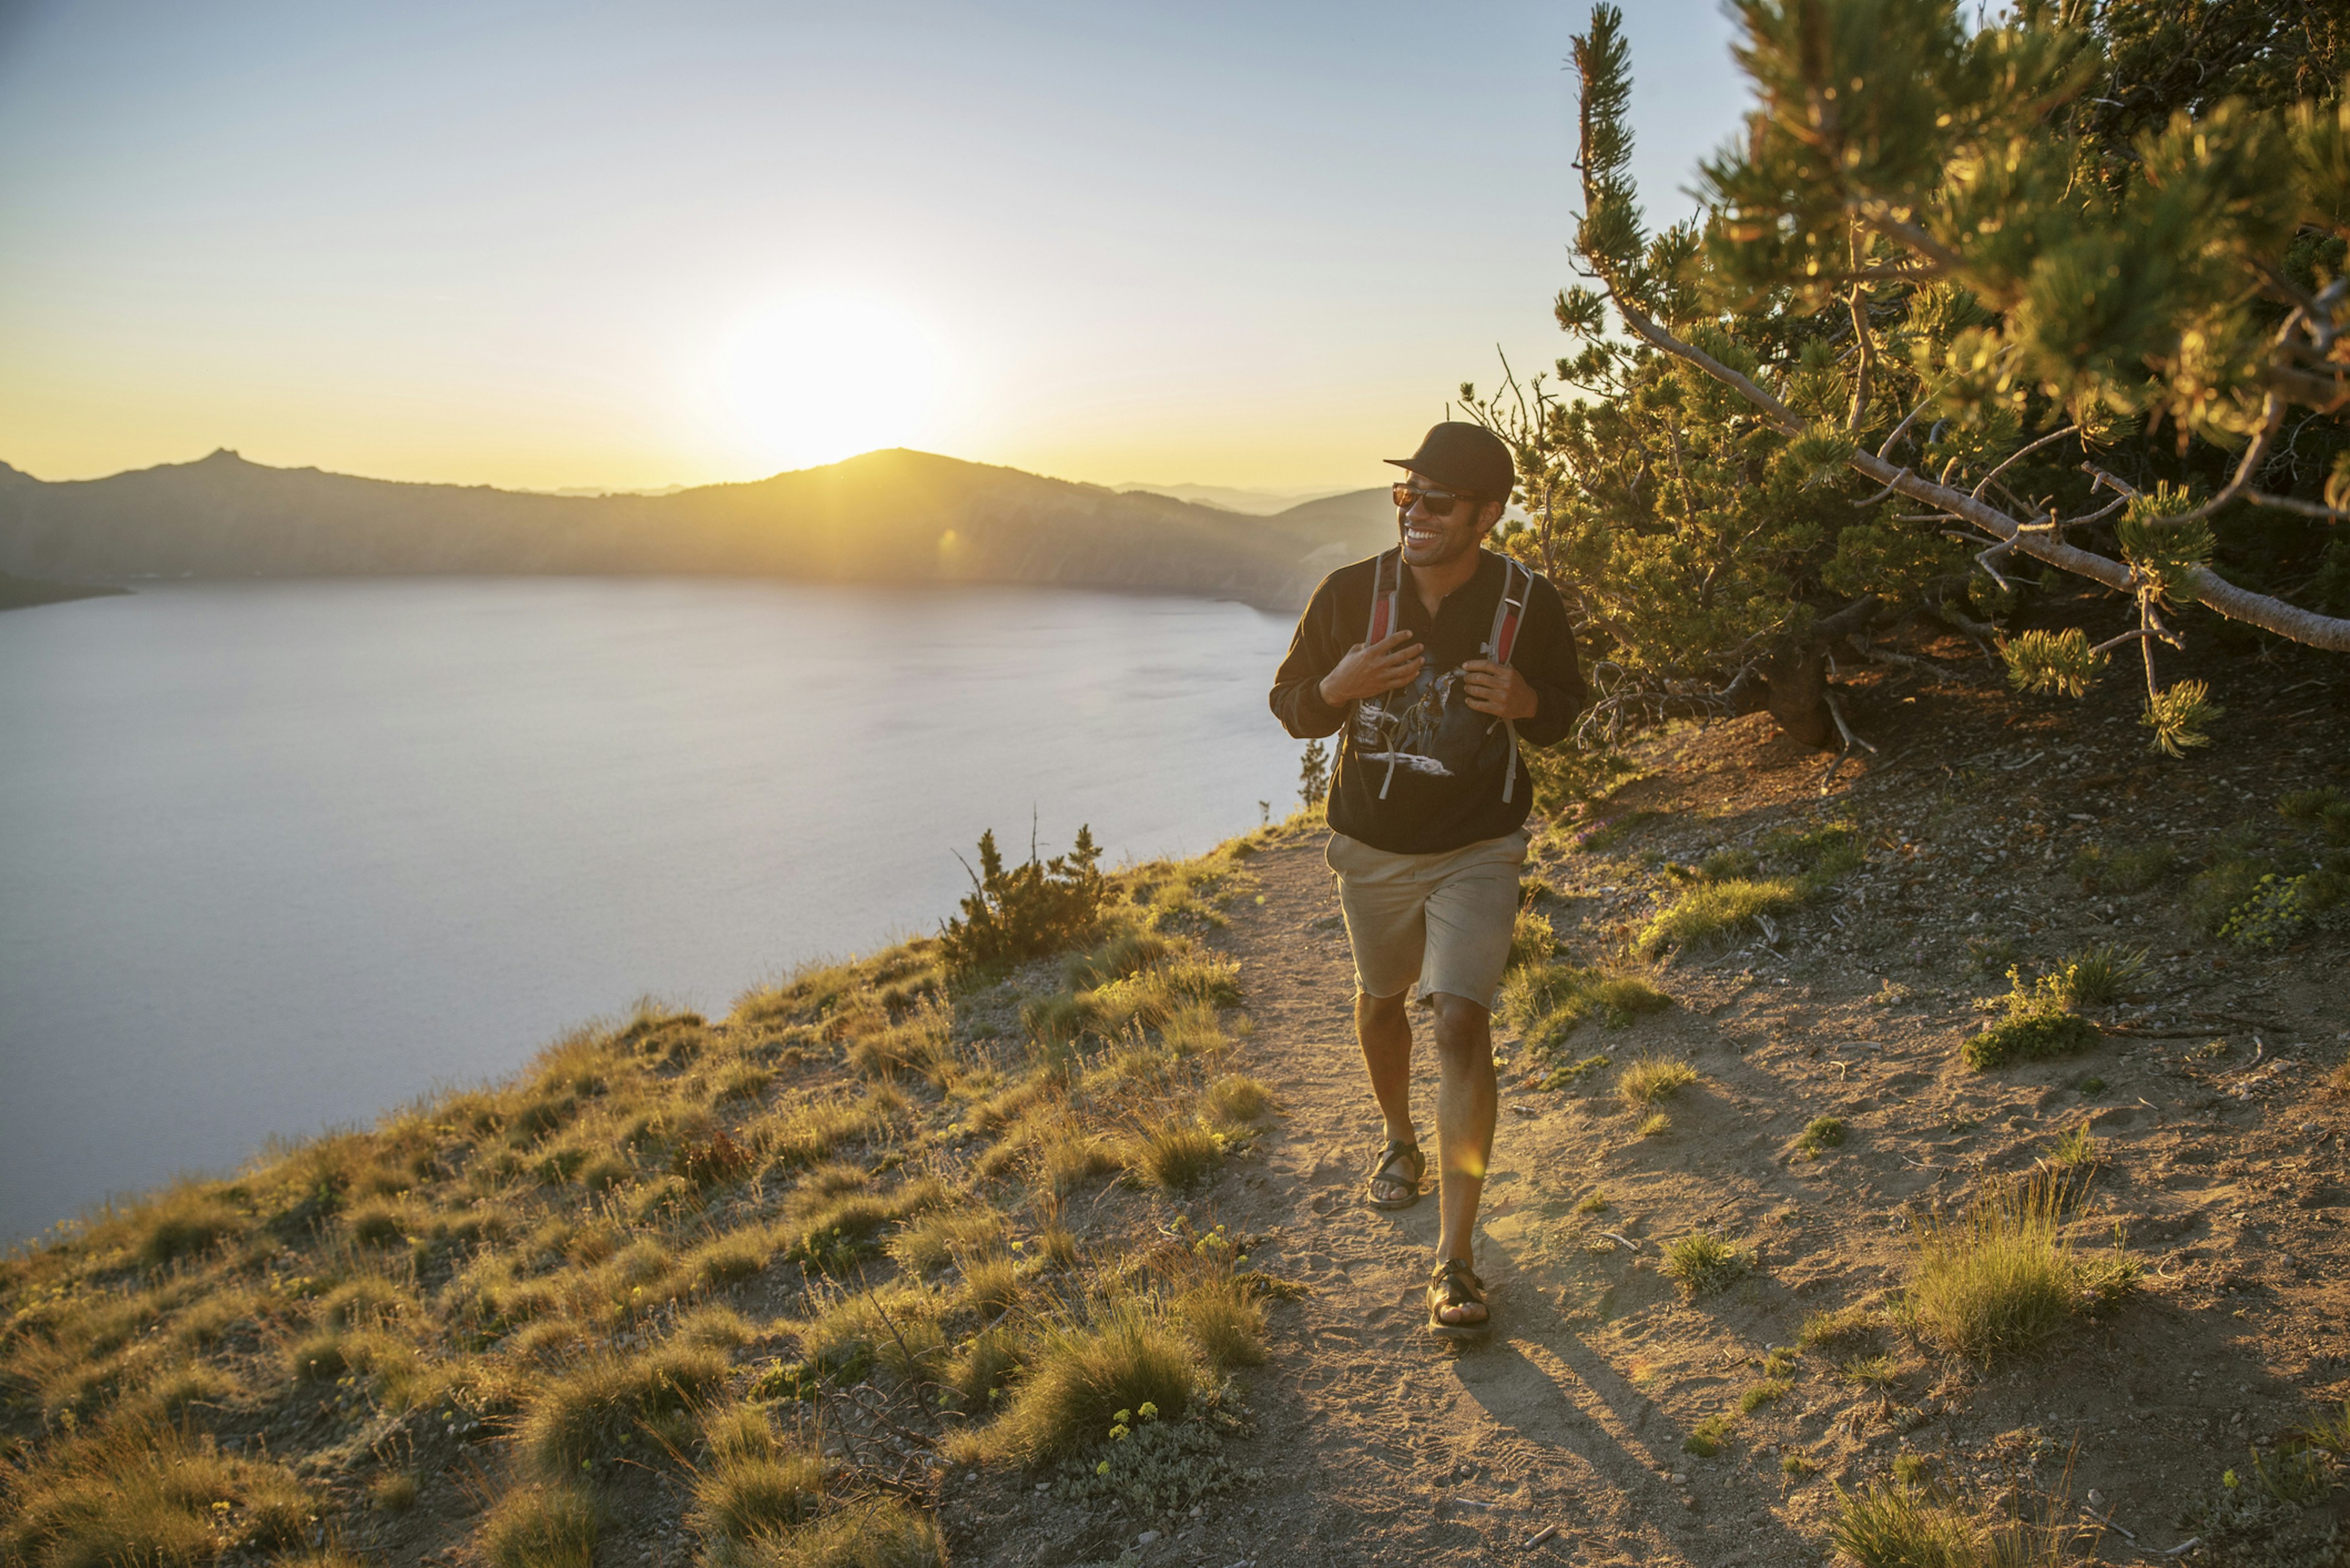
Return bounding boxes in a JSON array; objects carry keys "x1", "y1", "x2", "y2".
[
  {"x1": 1635, "y1": 1111, "x2": 1671, "y2": 1138},
  {"x1": 1682, "y1": 1413, "x2": 1734, "y2": 1457},
  {"x1": 1783, "y1": 1452, "x2": 1820, "y2": 1478},
  {"x1": 1841, "y1": 1354, "x2": 1901, "y2": 1388},
  {"x1": 1055, "y1": 1402, "x2": 1258, "y2": 1525},
  {"x1": 1737, "y1": 1378, "x2": 1791, "y2": 1414},
  {"x1": 1799, "y1": 1306, "x2": 1881, "y2": 1353},
  {"x1": 2190, "y1": 856, "x2": 2273, "y2": 935},
  {"x1": 1698, "y1": 846, "x2": 1759, "y2": 881},
  {"x1": 1507, "y1": 908, "x2": 1555, "y2": 971},
  {"x1": 1575, "y1": 1191, "x2": 1609, "y2": 1215},
  {"x1": 1539, "y1": 1052, "x2": 1611, "y2": 1091},
  {"x1": 2045, "y1": 1122, "x2": 2102, "y2": 1173},
  {"x1": 2218, "y1": 870, "x2": 2349, "y2": 949},
  {"x1": 1794, "y1": 1116, "x2": 1846, "y2": 1159},
  {"x1": 1962, "y1": 968, "x2": 2100, "y2": 1070},
  {"x1": 2070, "y1": 842, "x2": 2179, "y2": 893},
  {"x1": 1963, "y1": 934, "x2": 2020, "y2": 973},
  {"x1": 1660, "y1": 1231, "x2": 1750, "y2": 1297}
]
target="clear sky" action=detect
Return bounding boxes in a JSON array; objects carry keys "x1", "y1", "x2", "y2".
[{"x1": 0, "y1": 1, "x2": 1746, "y2": 495}]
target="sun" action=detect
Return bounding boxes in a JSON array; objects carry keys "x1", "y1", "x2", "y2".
[{"x1": 712, "y1": 296, "x2": 944, "y2": 472}]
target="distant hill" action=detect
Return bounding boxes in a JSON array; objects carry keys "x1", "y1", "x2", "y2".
[
  {"x1": 1114, "y1": 481, "x2": 1352, "y2": 515},
  {"x1": 0, "y1": 450, "x2": 1401, "y2": 612}
]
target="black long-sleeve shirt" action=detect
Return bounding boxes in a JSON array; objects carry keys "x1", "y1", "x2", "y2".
[{"x1": 1270, "y1": 548, "x2": 1585, "y2": 855}]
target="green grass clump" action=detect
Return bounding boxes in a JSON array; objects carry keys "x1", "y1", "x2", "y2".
[
  {"x1": 1617, "y1": 1053, "x2": 1698, "y2": 1105},
  {"x1": 1507, "y1": 908, "x2": 1556, "y2": 971},
  {"x1": 517, "y1": 1343, "x2": 732, "y2": 1478},
  {"x1": 1829, "y1": 1480, "x2": 1991, "y2": 1568},
  {"x1": 482, "y1": 1484, "x2": 600, "y2": 1568},
  {"x1": 1573, "y1": 810, "x2": 1669, "y2": 853},
  {"x1": 1905, "y1": 1173, "x2": 2137, "y2": 1365},
  {"x1": 1682, "y1": 1413, "x2": 1734, "y2": 1457},
  {"x1": 1761, "y1": 820, "x2": 1864, "y2": 883},
  {"x1": 1660, "y1": 1231, "x2": 1750, "y2": 1297},
  {"x1": 1635, "y1": 1111, "x2": 1671, "y2": 1138},
  {"x1": 1636, "y1": 877, "x2": 1804, "y2": 954},
  {"x1": 1962, "y1": 968, "x2": 2100, "y2": 1070},
  {"x1": 1794, "y1": 1116, "x2": 1846, "y2": 1158},
  {"x1": 988, "y1": 1300, "x2": 1201, "y2": 1461},
  {"x1": 1502, "y1": 961, "x2": 1669, "y2": 1046},
  {"x1": 1737, "y1": 1378, "x2": 1791, "y2": 1414},
  {"x1": 1698, "y1": 846, "x2": 1759, "y2": 881},
  {"x1": 886, "y1": 1207, "x2": 1005, "y2": 1275},
  {"x1": 1539, "y1": 1053, "x2": 1612, "y2": 1091},
  {"x1": 2190, "y1": 856, "x2": 2273, "y2": 935},
  {"x1": 2070, "y1": 841, "x2": 2179, "y2": 892},
  {"x1": 2050, "y1": 943, "x2": 2146, "y2": 1007}
]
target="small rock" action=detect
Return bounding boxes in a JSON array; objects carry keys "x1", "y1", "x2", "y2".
[
  {"x1": 965, "y1": 1472, "x2": 978, "y2": 1483},
  {"x1": 1035, "y1": 1482, "x2": 1051, "y2": 1493},
  {"x1": 1669, "y1": 1473, "x2": 1687, "y2": 1485},
  {"x1": 1138, "y1": 1530, "x2": 1161, "y2": 1545}
]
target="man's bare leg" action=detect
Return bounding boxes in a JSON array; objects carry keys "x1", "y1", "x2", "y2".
[
  {"x1": 1428, "y1": 991, "x2": 1496, "y2": 1324},
  {"x1": 1356, "y1": 988, "x2": 1417, "y2": 1202}
]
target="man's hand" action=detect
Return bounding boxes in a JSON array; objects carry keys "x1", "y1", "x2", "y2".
[
  {"x1": 1461, "y1": 659, "x2": 1538, "y2": 721},
  {"x1": 1318, "y1": 630, "x2": 1424, "y2": 706}
]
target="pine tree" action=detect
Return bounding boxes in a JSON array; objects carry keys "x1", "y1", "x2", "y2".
[
  {"x1": 1499, "y1": 1, "x2": 2350, "y2": 771},
  {"x1": 1299, "y1": 738, "x2": 1330, "y2": 809}
]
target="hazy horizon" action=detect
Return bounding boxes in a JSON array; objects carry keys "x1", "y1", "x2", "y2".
[{"x1": 0, "y1": 1, "x2": 1746, "y2": 496}]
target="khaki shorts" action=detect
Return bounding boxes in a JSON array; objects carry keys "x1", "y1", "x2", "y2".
[{"x1": 1324, "y1": 828, "x2": 1529, "y2": 1010}]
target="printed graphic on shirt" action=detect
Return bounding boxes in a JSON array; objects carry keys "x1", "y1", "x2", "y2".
[{"x1": 1354, "y1": 660, "x2": 1506, "y2": 781}]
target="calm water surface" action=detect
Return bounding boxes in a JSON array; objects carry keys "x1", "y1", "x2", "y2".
[{"x1": 0, "y1": 579, "x2": 1304, "y2": 1243}]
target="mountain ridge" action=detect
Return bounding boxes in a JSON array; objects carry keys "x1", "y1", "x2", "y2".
[{"x1": 0, "y1": 447, "x2": 1400, "y2": 612}]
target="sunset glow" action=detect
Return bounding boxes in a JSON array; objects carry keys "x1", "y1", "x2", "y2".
[{"x1": 709, "y1": 296, "x2": 947, "y2": 472}]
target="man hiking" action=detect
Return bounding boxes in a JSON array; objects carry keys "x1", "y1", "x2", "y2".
[{"x1": 1269, "y1": 420, "x2": 1585, "y2": 1340}]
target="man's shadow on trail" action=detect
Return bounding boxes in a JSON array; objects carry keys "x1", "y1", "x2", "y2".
[{"x1": 1371, "y1": 1209, "x2": 1821, "y2": 1560}]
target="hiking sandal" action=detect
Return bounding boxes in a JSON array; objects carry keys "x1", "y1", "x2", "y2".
[
  {"x1": 1363, "y1": 1139, "x2": 1425, "y2": 1210},
  {"x1": 1427, "y1": 1258, "x2": 1491, "y2": 1341}
]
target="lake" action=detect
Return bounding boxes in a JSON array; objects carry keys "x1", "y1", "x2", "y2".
[{"x1": 0, "y1": 578, "x2": 1308, "y2": 1245}]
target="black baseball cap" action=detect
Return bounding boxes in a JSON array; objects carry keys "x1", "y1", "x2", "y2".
[{"x1": 1384, "y1": 421, "x2": 1514, "y2": 501}]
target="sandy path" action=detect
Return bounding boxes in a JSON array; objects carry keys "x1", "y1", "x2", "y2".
[{"x1": 1196, "y1": 834, "x2": 1798, "y2": 1568}]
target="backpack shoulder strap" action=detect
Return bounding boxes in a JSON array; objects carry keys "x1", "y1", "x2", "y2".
[
  {"x1": 1364, "y1": 548, "x2": 1401, "y2": 646},
  {"x1": 1484, "y1": 557, "x2": 1532, "y2": 665}
]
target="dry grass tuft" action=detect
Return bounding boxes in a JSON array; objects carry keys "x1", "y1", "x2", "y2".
[
  {"x1": 727, "y1": 1499, "x2": 945, "y2": 1568},
  {"x1": 1660, "y1": 1231, "x2": 1751, "y2": 1297},
  {"x1": 1906, "y1": 1174, "x2": 2137, "y2": 1364},
  {"x1": 688, "y1": 1405, "x2": 823, "y2": 1566},
  {"x1": 517, "y1": 1343, "x2": 731, "y2": 1479},
  {"x1": 5, "y1": 1427, "x2": 313, "y2": 1568},
  {"x1": 886, "y1": 1208, "x2": 1006, "y2": 1275},
  {"x1": 482, "y1": 1483, "x2": 600, "y2": 1568},
  {"x1": 988, "y1": 1298, "x2": 1200, "y2": 1461},
  {"x1": 1127, "y1": 1118, "x2": 1225, "y2": 1192},
  {"x1": 1617, "y1": 1053, "x2": 1698, "y2": 1105},
  {"x1": 1636, "y1": 876, "x2": 1804, "y2": 954},
  {"x1": 1200, "y1": 1073, "x2": 1274, "y2": 1124}
]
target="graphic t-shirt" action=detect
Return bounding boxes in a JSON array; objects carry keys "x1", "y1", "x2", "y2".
[{"x1": 1269, "y1": 549, "x2": 1586, "y2": 856}]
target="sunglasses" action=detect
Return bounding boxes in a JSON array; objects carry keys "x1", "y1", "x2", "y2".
[{"x1": 1392, "y1": 484, "x2": 1479, "y2": 518}]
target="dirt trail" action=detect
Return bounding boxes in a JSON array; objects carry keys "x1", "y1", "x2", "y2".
[{"x1": 1185, "y1": 835, "x2": 1792, "y2": 1568}]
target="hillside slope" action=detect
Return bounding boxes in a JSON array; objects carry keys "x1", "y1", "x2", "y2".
[
  {"x1": 6, "y1": 644, "x2": 2346, "y2": 1568},
  {"x1": 0, "y1": 451, "x2": 1400, "y2": 611}
]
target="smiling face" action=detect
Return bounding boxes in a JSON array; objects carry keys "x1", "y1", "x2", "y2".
[{"x1": 1397, "y1": 471, "x2": 1502, "y2": 570}]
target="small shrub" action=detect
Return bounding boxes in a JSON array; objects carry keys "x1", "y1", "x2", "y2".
[
  {"x1": 2280, "y1": 786, "x2": 2346, "y2": 826},
  {"x1": 939, "y1": 827, "x2": 1106, "y2": 977},
  {"x1": 2219, "y1": 871, "x2": 2348, "y2": 949},
  {"x1": 992, "y1": 1299, "x2": 1201, "y2": 1460},
  {"x1": 1795, "y1": 1116, "x2": 1846, "y2": 1158},
  {"x1": 2190, "y1": 856, "x2": 2271, "y2": 934},
  {"x1": 1618, "y1": 1053, "x2": 1698, "y2": 1105},
  {"x1": 1963, "y1": 968, "x2": 2100, "y2": 1070},
  {"x1": 1636, "y1": 877, "x2": 1804, "y2": 953},
  {"x1": 2045, "y1": 1122, "x2": 2102, "y2": 1172},
  {"x1": 1906, "y1": 1173, "x2": 2137, "y2": 1364},
  {"x1": 482, "y1": 1484, "x2": 599, "y2": 1568},
  {"x1": 1783, "y1": 1453, "x2": 1820, "y2": 1478},
  {"x1": 1054, "y1": 1403, "x2": 1255, "y2": 1522},
  {"x1": 1661, "y1": 1231, "x2": 1750, "y2": 1297}
]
